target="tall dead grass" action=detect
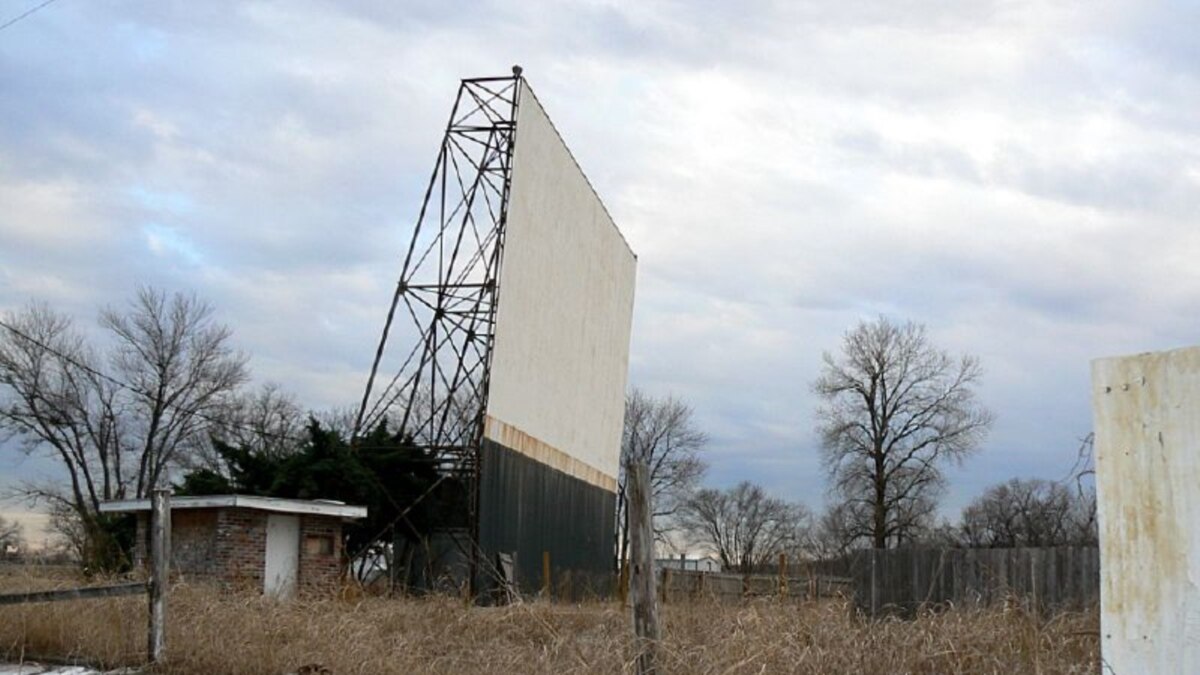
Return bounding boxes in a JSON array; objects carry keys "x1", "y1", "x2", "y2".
[{"x1": 0, "y1": 567, "x2": 1100, "y2": 674}]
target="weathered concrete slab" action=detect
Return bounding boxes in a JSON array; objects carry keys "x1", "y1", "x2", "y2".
[{"x1": 1093, "y1": 346, "x2": 1200, "y2": 674}]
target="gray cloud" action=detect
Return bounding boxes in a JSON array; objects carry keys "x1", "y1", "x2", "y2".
[{"x1": 1, "y1": 0, "x2": 1196, "y2": 526}]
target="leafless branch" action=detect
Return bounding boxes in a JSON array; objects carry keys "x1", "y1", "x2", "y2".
[{"x1": 814, "y1": 317, "x2": 992, "y2": 549}]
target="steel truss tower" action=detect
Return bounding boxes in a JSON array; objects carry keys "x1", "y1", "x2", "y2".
[{"x1": 355, "y1": 71, "x2": 523, "y2": 570}]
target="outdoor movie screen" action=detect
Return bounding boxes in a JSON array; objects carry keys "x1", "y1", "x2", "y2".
[{"x1": 484, "y1": 82, "x2": 637, "y2": 490}]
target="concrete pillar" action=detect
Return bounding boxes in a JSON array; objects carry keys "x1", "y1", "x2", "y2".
[{"x1": 1093, "y1": 346, "x2": 1200, "y2": 673}]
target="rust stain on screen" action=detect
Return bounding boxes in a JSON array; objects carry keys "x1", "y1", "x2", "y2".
[{"x1": 483, "y1": 416, "x2": 617, "y2": 492}]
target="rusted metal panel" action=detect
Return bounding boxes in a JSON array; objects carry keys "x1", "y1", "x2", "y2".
[
  {"x1": 477, "y1": 438, "x2": 615, "y2": 600},
  {"x1": 1093, "y1": 346, "x2": 1200, "y2": 673}
]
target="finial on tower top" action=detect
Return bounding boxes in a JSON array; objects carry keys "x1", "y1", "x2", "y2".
[{"x1": 512, "y1": 65, "x2": 523, "y2": 78}]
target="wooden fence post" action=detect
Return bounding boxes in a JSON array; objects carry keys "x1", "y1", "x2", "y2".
[
  {"x1": 629, "y1": 461, "x2": 659, "y2": 675},
  {"x1": 148, "y1": 488, "x2": 170, "y2": 664},
  {"x1": 870, "y1": 548, "x2": 879, "y2": 618},
  {"x1": 542, "y1": 550, "x2": 552, "y2": 599},
  {"x1": 618, "y1": 561, "x2": 631, "y2": 606},
  {"x1": 779, "y1": 553, "x2": 788, "y2": 598},
  {"x1": 1029, "y1": 549, "x2": 1039, "y2": 615}
]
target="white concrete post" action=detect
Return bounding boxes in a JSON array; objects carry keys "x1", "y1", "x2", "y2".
[{"x1": 1093, "y1": 346, "x2": 1200, "y2": 673}]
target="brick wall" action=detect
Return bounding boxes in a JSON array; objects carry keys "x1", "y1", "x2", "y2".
[
  {"x1": 173, "y1": 510, "x2": 219, "y2": 578},
  {"x1": 214, "y1": 508, "x2": 268, "y2": 590},
  {"x1": 298, "y1": 515, "x2": 344, "y2": 593},
  {"x1": 132, "y1": 506, "x2": 347, "y2": 595},
  {"x1": 133, "y1": 509, "x2": 221, "y2": 582},
  {"x1": 134, "y1": 514, "x2": 147, "y2": 569}
]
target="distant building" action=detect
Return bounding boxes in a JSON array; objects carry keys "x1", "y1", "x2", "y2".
[
  {"x1": 655, "y1": 554, "x2": 722, "y2": 573},
  {"x1": 100, "y1": 495, "x2": 366, "y2": 598}
]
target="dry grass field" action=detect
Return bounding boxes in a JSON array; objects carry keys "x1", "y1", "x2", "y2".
[{"x1": 0, "y1": 566, "x2": 1100, "y2": 674}]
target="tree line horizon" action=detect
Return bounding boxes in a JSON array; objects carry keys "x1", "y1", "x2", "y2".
[{"x1": 0, "y1": 286, "x2": 1096, "y2": 574}]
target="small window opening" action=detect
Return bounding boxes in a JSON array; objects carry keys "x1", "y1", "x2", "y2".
[{"x1": 305, "y1": 534, "x2": 334, "y2": 556}]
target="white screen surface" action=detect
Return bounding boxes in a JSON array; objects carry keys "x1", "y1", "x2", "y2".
[{"x1": 484, "y1": 82, "x2": 637, "y2": 484}]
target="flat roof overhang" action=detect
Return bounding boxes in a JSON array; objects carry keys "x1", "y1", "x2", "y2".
[{"x1": 99, "y1": 494, "x2": 367, "y2": 520}]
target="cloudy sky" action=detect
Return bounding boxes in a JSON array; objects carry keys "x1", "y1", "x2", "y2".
[{"x1": 2, "y1": 0, "x2": 1197, "y2": 538}]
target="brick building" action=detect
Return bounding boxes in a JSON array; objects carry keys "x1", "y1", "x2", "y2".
[{"x1": 99, "y1": 495, "x2": 366, "y2": 597}]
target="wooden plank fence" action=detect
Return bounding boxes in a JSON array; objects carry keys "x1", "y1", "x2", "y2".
[
  {"x1": 659, "y1": 568, "x2": 853, "y2": 604},
  {"x1": 815, "y1": 547, "x2": 1100, "y2": 616}
]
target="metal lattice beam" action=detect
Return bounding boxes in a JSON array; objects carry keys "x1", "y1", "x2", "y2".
[{"x1": 355, "y1": 71, "x2": 523, "y2": 555}]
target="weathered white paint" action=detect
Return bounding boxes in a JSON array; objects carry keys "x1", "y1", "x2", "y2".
[
  {"x1": 264, "y1": 514, "x2": 299, "y2": 598},
  {"x1": 485, "y1": 80, "x2": 637, "y2": 485},
  {"x1": 1093, "y1": 346, "x2": 1200, "y2": 674},
  {"x1": 483, "y1": 415, "x2": 618, "y2": 491},
  {"x1": 100, "y1": 495, "x2": 366, "y2": 520}
]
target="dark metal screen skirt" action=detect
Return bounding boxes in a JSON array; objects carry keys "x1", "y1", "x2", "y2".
[{"x1": 477, "y1": 438, "x2": 616, "y2": 600}]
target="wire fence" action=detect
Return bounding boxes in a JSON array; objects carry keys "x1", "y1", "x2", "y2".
[{"x1": 0, "y1": 490, "x2": 170, "y2": 665}]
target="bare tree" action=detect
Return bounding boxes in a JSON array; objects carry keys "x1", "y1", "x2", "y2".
[
  {"x1": 811, "y1": 494, "x2": 941, "y2": 559},
  {"x1": 1067, "y1": 485, "x2": 1098, "y2": 546},
  {"x1": 46, "y1": 498, "x2": 87, "y2": 562},
  {"x1": 959, "y1": 478, "x2": 1095, "y2": 548},
  {"x1": 101, "y1": 287, "x2": 249, "y2": 496},
  {"x1": 814, "y1": 317, "x2": 992, "y2": 549},
  {"x1": 677, "y1": 481, "x2": 807, "y2": 574},
  {"x1": 319, "y1": 405, "x2": 362, "y2": 441},
  {"x1": 808, "y1": 502, "x2": 858, "y2": 560},
  {"x1": 616, "y1": 388, "x2": 708, "y2": 568},
  {"x1": 0, "y1": 288, "x2": 248, "y2": 567},
  {"x1": 0, "y1": 303, "x2": 126, "y2": 561},
  {"x1": 194, "y1": 382, "x2": 305, "y2": 472}
]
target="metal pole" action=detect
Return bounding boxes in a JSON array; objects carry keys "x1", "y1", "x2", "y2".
[{"x1": 148, "y1": 489, "x2": 170, "y2": 664}]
